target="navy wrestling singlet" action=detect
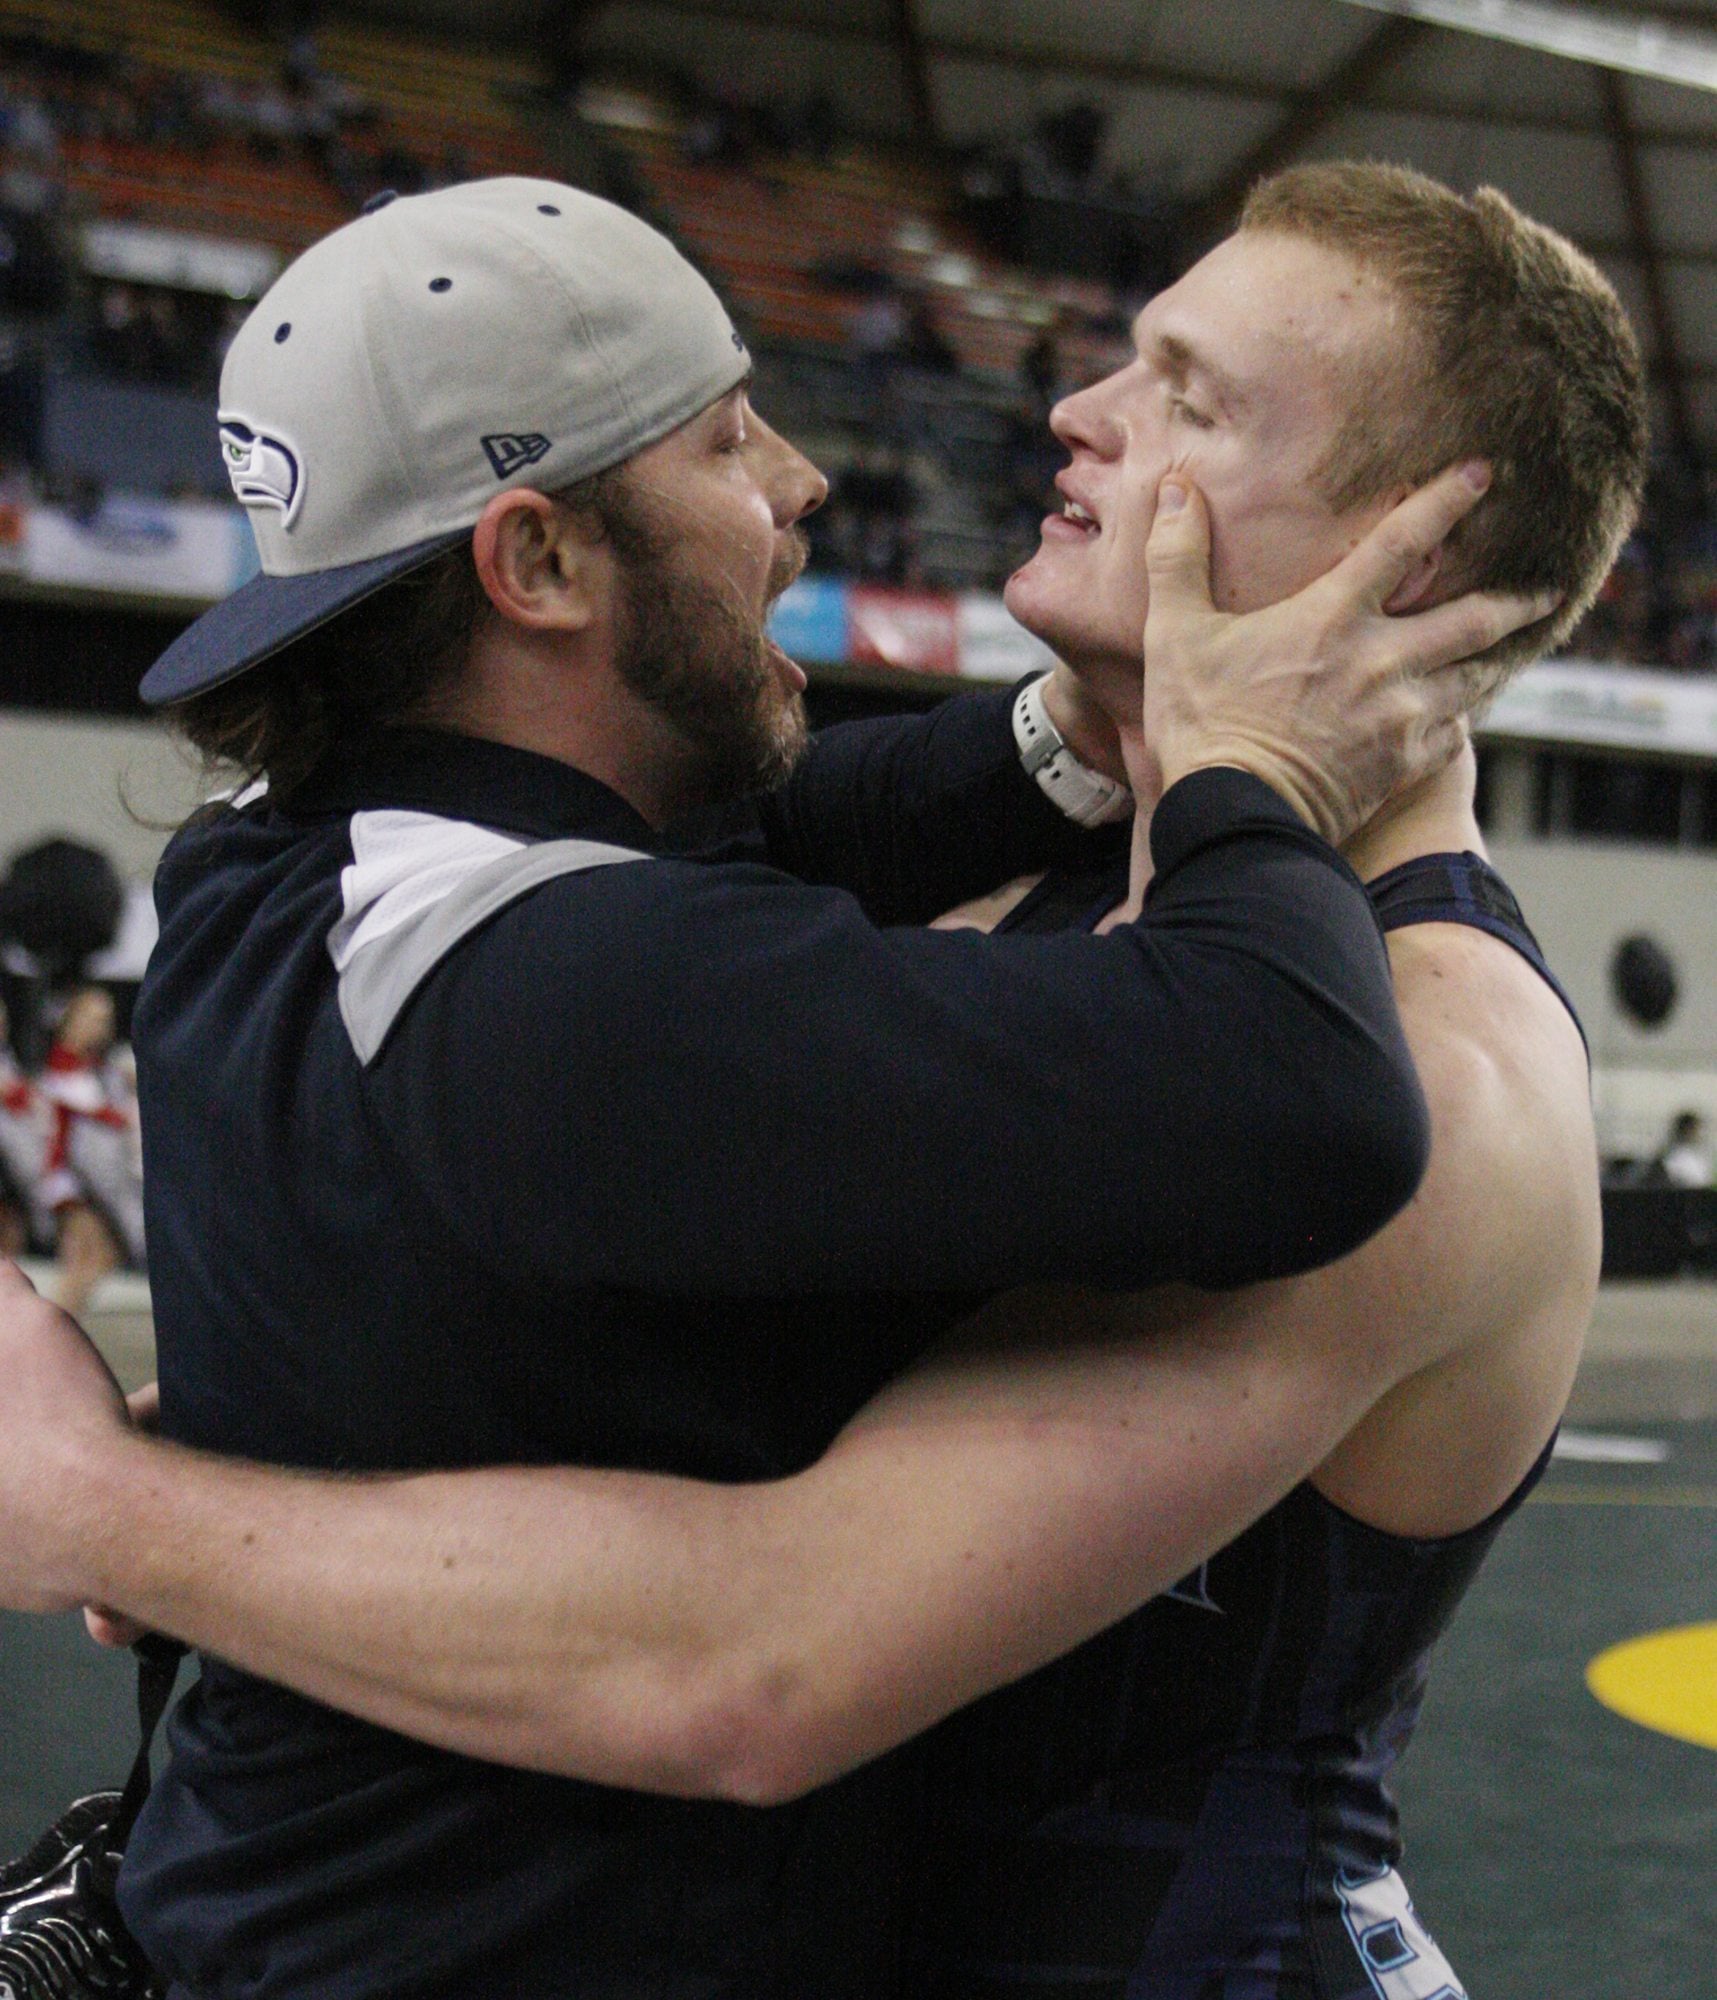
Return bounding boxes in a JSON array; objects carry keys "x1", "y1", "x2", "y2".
[{"x1": 901, "y1": 850, "x2": 1581, "y2": 2000}]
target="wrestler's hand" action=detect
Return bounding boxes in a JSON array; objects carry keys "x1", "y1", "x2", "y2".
[
  {"x1": 0, "y1": 1258, "x2": 131, "y2": 1614},
  {"x1": 1143, "y1": 464, "x2": 1557, "y2": 847}
]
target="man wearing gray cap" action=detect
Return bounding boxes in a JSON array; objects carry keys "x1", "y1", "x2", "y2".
[{"x1": 9, "y1": 177, "x2": 1542, "y2": 1998}]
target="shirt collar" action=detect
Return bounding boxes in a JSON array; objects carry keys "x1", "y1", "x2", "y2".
[{"x1": 288, "y1": 728, "x2": 661, "y2": 849}]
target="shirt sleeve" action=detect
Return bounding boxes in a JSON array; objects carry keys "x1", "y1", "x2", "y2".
[
  {"x1": 367, "y1": 768, "x2": 1428, "y2": 1300},
  {"x1": 677, "y1": 684, "x2": 1128, "y2": 925}
]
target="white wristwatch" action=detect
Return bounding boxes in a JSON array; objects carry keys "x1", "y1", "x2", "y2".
[{"x1": 1012, "y1": 675, "x2": 1133, "y2": 828}]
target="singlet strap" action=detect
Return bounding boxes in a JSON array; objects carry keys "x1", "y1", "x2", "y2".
[
  {"x1": 999, "y1": 859, "x2": 1129, "y2": 936},
  {"x1": 1367, "y1": 850, "x2": 1586, "y2": 1055}
]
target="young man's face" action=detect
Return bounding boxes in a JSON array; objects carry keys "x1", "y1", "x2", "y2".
[{"x1": 1004, "y1": 230, "x2": 1408, "y2": 674}]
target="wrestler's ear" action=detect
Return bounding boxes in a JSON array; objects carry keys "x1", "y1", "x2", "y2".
[
  {"x1": 472, "y1": 489, "x2": 610, "y2": 634},
  {"x1": 1383, "y1": 541, "x2": 1444, "y2": 614},
  {"x1": 1368, "y1": 482, "x2": 1447, "y2": 613}
]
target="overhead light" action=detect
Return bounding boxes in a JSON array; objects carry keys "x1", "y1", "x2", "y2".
[{"x1": 1338, "y1": 0, "x2": 1717, "y2": 93}]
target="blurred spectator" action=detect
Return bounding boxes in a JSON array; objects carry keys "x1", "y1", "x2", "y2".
[
  {"x1": 0, "y1": 836, "x2": 123, "y2": 1005},
  {"x1": 0, "y1": 995, "x2": 45, "y2": 1254},
  {"x1": 682, "y1": 89, "x2": 754, "y2": 170},
  {"x1": 900, "y1": 295, "x2": 957, "y2": 375},
  {"x1": 1647, "y1": 1111, "x2": 1714, "y2": 1190},
  {"x1": 825, "y1": 441, "x2": 918, "y2": 585},
  {"x1": 990, "y1": 397, "x2": 1065, "y2": 573},
  {"x1": 847, "y1": 280, "x2": 906, "y2": 369},
  {"x1": 787, "y1": 90, "x2": 838, "y2": 165},
  {"x1": 39, "y1": 983, "x2": 143, "y2": 1313},
  {"x1": 1028, "y1": 101, "x2": 1106, "y2": 192},
  {"x1": 1020, "y1": 323, "x2": 1063, "y2": 410}
]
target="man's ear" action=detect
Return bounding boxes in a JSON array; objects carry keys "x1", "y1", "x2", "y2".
[{"x1": 472, "y1": 489, "x2": 608, "y2": 632}]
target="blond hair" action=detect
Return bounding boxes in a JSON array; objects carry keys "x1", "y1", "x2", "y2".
[{"x1": 1240, "y1": 161, "x2": 1647, "y2": 703}]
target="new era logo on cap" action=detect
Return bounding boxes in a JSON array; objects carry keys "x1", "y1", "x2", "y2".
[{"x1": 482, "y1": 432, "x2": 552, "y2": 479}]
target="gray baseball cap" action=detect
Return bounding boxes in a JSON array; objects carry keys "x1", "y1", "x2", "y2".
[{"x1": 141, "y1": 177, "x2": 752, "y2": 706}]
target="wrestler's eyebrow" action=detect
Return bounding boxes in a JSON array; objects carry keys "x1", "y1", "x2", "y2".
[{"x1": 1154, "y1": 332, "x2": 1246, "y2": 415}]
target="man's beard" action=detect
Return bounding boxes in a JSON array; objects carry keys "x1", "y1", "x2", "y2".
[{"x1": 610, "y1": 507, "x2": 810, "y2": 812}]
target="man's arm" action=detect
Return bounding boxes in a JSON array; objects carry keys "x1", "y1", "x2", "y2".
[
  {"x1": 717, "y1": 675, "x2": 1128, "y2": 929},
  {"x1": 1, "y1": 964, "x2": 1583, "y2": 1802},
  {"x1": 382, "y1": 472, "x2": 1564, "y2": 1302}
]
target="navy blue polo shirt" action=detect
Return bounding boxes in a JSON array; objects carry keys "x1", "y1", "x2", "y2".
[{"x1": 120, "y1": 687, "x2": 1428, "y2": 1998}]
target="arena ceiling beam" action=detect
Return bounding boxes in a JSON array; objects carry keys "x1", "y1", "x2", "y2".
[
  {"x1": 890, "y1": 0, "x2": 937, "y2": 148},
  {"x1": 1599, "y1": 64, "x2": 1699, "y2": 469},
  {"x1": 1184, "y1": 14, "x2": 1427, "y2": 243},
  {"x1": 610, "y1": 1, "x2": 1717, "y2": 156}
]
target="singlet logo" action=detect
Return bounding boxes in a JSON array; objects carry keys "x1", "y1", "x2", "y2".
[
  {"x1": 482, "y1": 432, "x2": 552, "y2": 479},
  {"x1": 1163, "y1": 1558, "x2": 1223, "y2": 1613},
  {"x1": 1335, "y1": 1865, "x2": 1466, "y2": 2000},
  {"x1": 219, "y1": 413, "x2": 305, "y2": 530}
]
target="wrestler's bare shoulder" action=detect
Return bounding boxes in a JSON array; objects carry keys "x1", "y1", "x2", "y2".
[{"x1": 1311, "y1": 915, "x2": 1598, "y2": 1536}]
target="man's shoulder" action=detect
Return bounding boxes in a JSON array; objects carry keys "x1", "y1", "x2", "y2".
[{"x1": 356, "y1": 826, "x2": 835, "y2": 1077}]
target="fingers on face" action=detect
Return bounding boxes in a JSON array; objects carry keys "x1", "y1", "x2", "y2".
[
  {"x1": 1383, "y1": 585, "x2": 1548, "y2": 678},
  {"x1": 1144, "y1": 475, "x2": 1208, "y2": 583},
  {"x1": 1341, "y1": 463, "x2": 1492, "y2": 608}
]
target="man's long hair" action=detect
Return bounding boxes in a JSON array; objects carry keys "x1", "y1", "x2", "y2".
[{"x1": 170, "y1": 467, "x2": 630, "y2": 807}]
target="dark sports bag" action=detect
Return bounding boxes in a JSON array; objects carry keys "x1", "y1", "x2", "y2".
[{"x1": 0, "y1": 1638, "x2": 183, "y2": 2000}]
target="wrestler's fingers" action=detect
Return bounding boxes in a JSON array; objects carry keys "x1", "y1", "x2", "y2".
[
  {"x1": 1331, "y1": 462, "x2": 1492, "y2": 612},
  {"x1": 1390, "y1": 585, "x2": 1562, "y2": 680}
]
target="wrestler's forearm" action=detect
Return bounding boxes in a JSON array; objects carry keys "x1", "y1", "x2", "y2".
[{"x1": 68, "y1": 1285, "x2": 1391, "y2": 1804}]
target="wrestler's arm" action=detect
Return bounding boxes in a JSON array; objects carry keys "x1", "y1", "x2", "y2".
[{"x1": 1, "y1": 970, "x2": 1581, "y2": 1802}]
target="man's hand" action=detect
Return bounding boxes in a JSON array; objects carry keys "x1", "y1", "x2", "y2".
[
  {"x1": 0, "y1": 1258, "x2": 132, "y2": 1613},
  {"x1": 1142, "y1": 463, "x2": 1557, "y2": 846}
]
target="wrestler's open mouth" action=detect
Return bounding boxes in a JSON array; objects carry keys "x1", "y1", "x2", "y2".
[{"x1": 1041, "y1": 492, "x2": 1101, "y2": 543}]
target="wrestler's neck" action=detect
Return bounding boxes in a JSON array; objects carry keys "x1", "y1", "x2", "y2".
[
  {"x1": 1342, "y1": 751, "x2": 1485, "y2": 881},
  {"x1": 1076, "y1": 652, "x2": 1483, "y2": 919},
  {"x1": 1118, "y1": 745, "x2": 1481, "y2": 902}
]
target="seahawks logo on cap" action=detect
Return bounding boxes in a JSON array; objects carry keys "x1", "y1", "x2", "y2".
[{"x1": 219, "y1": 413, "x2": 305, "y2": 530}]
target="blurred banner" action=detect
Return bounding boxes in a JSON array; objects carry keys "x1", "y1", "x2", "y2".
[
  {"x1": 9, "y1": 493, "x2": 253, "y2": 602},
  {"x1": 3, "y1": 520, "x2": 1710, "y2": 740}
]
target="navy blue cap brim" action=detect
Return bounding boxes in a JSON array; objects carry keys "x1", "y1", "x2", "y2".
[{"x1": 140, "y1": 526, "x2": 472, "y2": 707}]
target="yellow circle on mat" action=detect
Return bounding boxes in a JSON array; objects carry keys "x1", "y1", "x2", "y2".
[{"x1": 1587, "y1": 1623, "x2": 1717, "y2": 1750}]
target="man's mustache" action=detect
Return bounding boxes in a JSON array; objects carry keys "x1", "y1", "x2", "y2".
[{"x1": 767, "y1": 526, "x2": 809, "y2": 607}]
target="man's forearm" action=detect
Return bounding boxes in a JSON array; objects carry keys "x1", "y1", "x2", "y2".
[
  {"x1": 66, "y1": 1281, "x2": 1395, "y2": 1806},
  {"x1": 78, "y1": 1432, "x2": 805, "y2": 1798},
  {"x1": 754, "y1": 681, "x2": 1122, "y2": 924}
]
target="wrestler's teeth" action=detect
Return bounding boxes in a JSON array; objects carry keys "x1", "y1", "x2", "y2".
[{"x1": 1064, "y1": 501, "x2": 1097, "y2": 531}]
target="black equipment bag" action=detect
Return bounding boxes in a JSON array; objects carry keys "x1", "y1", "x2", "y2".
[{"x1": 0, "y1": 1637, "x2": 184, "y2": 2000}]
